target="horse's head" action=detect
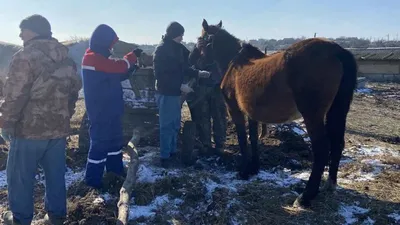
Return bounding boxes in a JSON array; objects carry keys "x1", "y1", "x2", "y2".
[
  {"x1": 198, "y1": 19, "x2": 223, "y2": 57},
  {"x1": 199, "y1": 19, "x2": 242, "y2": 73}
]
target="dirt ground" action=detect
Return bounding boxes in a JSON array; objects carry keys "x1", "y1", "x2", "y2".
[{"x1": 0, "y1": 81, "x2": 399, "y2": 225}]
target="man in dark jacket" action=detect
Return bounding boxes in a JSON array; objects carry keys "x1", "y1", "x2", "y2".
[
  {"x1": 81, "y1": 24, "x2": 138, "y2": 189},
  {"x1": 153, "y1": 21, "x2": 210, "y2": 167},
  {"x1": 187, "y1": 38, "x2": 227, "y2": 155}
]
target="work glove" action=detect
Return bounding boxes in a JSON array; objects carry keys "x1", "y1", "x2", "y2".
[
  {"x1": 180, "y1": 83, "x2": 194, "y2": 94},
  {"x1": 198, "y1": 70, "x2": 211, "y2": 78},
  {"x1": 1, "y1": 128, "x2": 14, "y2": 142},
  {"x1": 132, "y1": 48, "x2": 143, "y2": 58},
  {"x1": 124, "y1": 52, "x2": 138, "y2": 65}
]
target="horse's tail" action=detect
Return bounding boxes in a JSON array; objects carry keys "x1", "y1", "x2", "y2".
[
  {"x1": 327, "y1": 48, "x2": 357, "y2": 124},
  {"x1": 325, "y1": 47, "x2": 357, "y2": 177}
]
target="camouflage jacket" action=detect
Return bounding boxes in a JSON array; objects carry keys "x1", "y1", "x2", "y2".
[{"x1": 0, "y1": 37, "x2": 82, "y2": 139}]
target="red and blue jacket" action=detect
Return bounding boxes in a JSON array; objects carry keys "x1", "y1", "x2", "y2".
[{"x1": 81, "y1": 24, "x2": 137, "y2": 139}]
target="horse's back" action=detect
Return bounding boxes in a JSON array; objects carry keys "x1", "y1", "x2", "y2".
[{"x1": 284, "y1": 38, "x2": 347, "y2": 117}]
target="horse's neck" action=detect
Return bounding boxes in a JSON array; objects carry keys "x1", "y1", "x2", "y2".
[{"x1": 214, "y1": 42, "x2": 241, "y2": 74}]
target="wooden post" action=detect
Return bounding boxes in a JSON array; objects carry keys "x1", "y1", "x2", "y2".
[{"x1": 116, "y1": 128, "x2": 141, "y2": 225}]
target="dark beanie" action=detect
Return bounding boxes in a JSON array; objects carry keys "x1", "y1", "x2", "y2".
[
  {"x1": 19, "y1": 14, "x2": 52, "y2": 37},
  {"x1": 165, "y1": 21, "x2": 184, "y2": 39}
]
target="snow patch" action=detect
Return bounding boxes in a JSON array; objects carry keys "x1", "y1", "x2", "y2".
[
  {"x1": 361, "y1": 217, "x2": 375, "y2": 225},
  {"x1": 0, "y1": 167, "x2": 84, "y2": 190},
  {"x1": 344, "y1": 146, "x2": 399, "y2": 158},
  {"x1": 129, "y1": 194, "x2": 183, "y2": 220},
  {"x1": 348, "y1": 166, "x2": 382, "y2": 182},
  {"x1": 356, "y1": 88, "x2": 373, "y2": 94},
  {"x1": 388, "y1": 212, "x2": 400, "y2": 223},
  {"x1": 339, "y1": 204, "x2": 370, "y2": 225},
  {"x1": 93, "y1": 193, "x2": 113, "y2": 204},
  {"x1": 0, "y1": 170, "x2": 6, "y2": 188},
  {"x1": 135, "y1": 152, "x2": 181, "y2": 183},
  {"x1": 292, "y1": 127, "x2": 306, "y2": 136},
  {"x1": 65, "y1": 168, "x2": 85, "y2": 188}
]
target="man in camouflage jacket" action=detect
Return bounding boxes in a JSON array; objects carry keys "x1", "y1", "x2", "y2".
[
  {"x1": 0, "y1": 14, "x2": 82, "y2": 225},
  {"x1": 187, "y1": 38, "x2": 227, "y2": 155}
]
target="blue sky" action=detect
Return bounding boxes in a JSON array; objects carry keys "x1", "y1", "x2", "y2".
[{"x1": 0, "y1": 0, "x2": 399, "y2": 45}]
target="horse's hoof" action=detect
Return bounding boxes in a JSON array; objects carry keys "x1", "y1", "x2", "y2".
[
  {"x1": 293, "y1": 194, "x2": 311, "y2": 208},
  {"x1": 321, "y1": 178, "x2": 337, "y2": 193}
]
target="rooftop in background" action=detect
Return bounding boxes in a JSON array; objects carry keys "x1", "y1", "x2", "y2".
[
  {"x1": 264, "y1": 47, "x2": 400, "y2": 61},
  {"x1": 347, "y1": 47, "x2": 400, "y2": 61}
]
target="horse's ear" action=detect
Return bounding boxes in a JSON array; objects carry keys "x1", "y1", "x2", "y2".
[
  {"x1": 202, "y1": 19, "x2": 209, "y2": 31},
  {"x1": 217, "y1": 20, "x2": 222, "y2": 28}
]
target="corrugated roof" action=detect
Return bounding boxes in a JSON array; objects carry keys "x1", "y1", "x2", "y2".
[
  {"x1": 264, "y1": 47, "x2": 400, "y2": 61},
  {"x1": 346, "y1": 47, "x2": 400, "y2": 61}
]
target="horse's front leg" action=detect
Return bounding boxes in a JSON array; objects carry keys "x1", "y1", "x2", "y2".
[{"x1": 248, "y1": 119, "x2": 260, "y2": 175}]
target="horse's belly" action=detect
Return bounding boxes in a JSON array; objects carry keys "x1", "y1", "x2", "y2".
[
  {"x1": 255, "y1": 106, "x2": 302, "y2": 124},
  {"x1": 241, "y1": 94, "x2": 302, "y2": 124}
]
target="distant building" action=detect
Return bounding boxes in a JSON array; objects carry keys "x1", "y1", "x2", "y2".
[
  {"x1": 264, "y1": 47, "x2": 400, "y2": 82},
  {"x1": 347, "y1": 47, "x2": 400, "y2": 82}
]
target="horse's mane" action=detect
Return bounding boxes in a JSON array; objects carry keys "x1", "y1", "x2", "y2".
[
  {"x1": 206, "y1": 24, "x2": 267, "y2": 71},
  {"x1": 230, "y1": 42, "x2": 266, "y2": 67}
]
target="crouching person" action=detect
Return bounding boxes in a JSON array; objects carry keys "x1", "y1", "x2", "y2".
[
  {"x1": 153, "y1": 21, "x2": 210, "y2": 168},
  {"x1": 0, "y1": 14, "x2": 82, "y2": 225},
  {"x1": 82, "y1": 24, "x2": 138, "y2": 189}
]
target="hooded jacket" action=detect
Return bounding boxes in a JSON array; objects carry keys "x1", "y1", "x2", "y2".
[{"x1": 81, "y1": 24, "x2": 137, "y2": 139}]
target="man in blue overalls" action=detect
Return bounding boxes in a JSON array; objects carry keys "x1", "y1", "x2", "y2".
[{"x1": 81, "y1": 24, "x2": 138, "y2": 189}]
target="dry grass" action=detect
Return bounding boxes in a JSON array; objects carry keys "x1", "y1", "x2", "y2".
[{"x1": 346, "y1": 82, "x2": 400, "y2": 147}]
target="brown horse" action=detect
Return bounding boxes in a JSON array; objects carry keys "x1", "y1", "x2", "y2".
[{"x1": 199, "y1": 19, "x2": 357, "y2": 208}]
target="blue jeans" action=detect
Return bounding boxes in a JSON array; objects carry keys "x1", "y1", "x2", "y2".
[
  {"x1": 156, "y1": 94, "x2": 181, "y2": 159},
  {"x1": 6, "y1": 137, "x2": 67, "y2": 225}
]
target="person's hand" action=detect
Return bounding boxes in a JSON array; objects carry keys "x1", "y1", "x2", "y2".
[
  {"x1": 197, "y1": 37, "x2": 206, "y2": 49},
  {"x1": 198, "y1": 70, "x2": 211, "y2": 78},
  {"x1": 1, "y1": 128, "x2": 14, "y2": 142},
  {"x1": 180, "y1": 84, "x2": 194, "y2": 94}
]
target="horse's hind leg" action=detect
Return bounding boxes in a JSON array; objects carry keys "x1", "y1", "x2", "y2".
[
  {"x1": 294, "y1": 114, "x2": 330, "y2": 208},
  {"x1": 248, "y1": 119, "x2": 260, "y2": 175},
  {"x1": 228, "y1": 109, "x2": 251, "y2": 180},
  {"x1": 322, "y1": 111, "x2": 346, "y2": 192},
  {"x1": 323, "y1": 88, "x2": 354, "y2": 192}
]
